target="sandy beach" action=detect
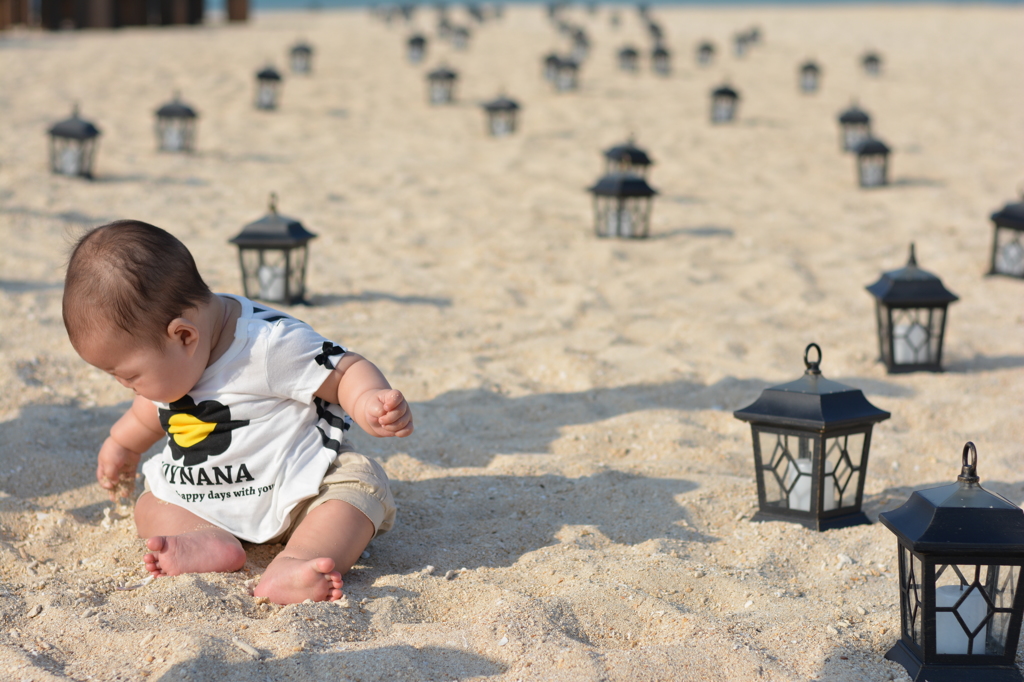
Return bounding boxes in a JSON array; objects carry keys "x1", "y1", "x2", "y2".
[{"x1": 2, "y1": 3, "x2": 1024, "y2": 680}]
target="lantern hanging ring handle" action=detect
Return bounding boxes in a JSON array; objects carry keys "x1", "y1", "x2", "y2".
[
  {"x1": 804, "y1": 343, "x2": 822, "y2": 374},
  {"x1": 958, "y1": 441, "x2": 980, "y2": 483}
]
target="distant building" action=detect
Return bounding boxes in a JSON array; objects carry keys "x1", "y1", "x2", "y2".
[{"x1": 0, "y1": 0, "x2": 247, "y2": 29}]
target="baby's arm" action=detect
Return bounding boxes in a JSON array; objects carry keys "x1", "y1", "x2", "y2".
[
  {"x1": 314, "y1": 353, "x2": 413, "y2": 438},
  {"x1": 98, "y1": 395, "x2": 165, "y2": 501}
]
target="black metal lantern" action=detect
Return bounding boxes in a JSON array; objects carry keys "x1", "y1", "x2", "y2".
[
  {"x1": 47, "y1": 105, "x2": 101, "y2": 179},
  {"x1": 862, "y1": 51, "x2": 882, "y2": 76},
  {"x1": 618, "y1": 46, "x2": 639, "y2": 72},
  {"x1": 711, "y1": 84, "x2": 740, "y2": 124},
  {"x1": 255, "y1": 66, "x2": 283, "y2": 110},
  {"x1": 154, "y1": 93, "x2": 198, "y2": 153},
  {"x1": 733, "y1": 343, "x2": 891, "y2": 531},
  {"x1": 543, "y1": 53, "x2": 561, "y2": 82},
  {"x1": 229, "y1": 194, "x2": 317, "y2": 305},
  {"x1": 879, "y1": 442, "x2": 1024, "y2": 682},
  {"x1": 481, "y1": 96, "x2": 520, "y2": 137},
  {"x1": 451, "y1": 25, "x2": 470, "y2": 50},
  {"x1": 587, "y1": 173, "x2": 657, "y2": 239},
  {"x1": 733, "y1": 32, "x2": 749, "y2": 57},
  {"x1": 427, "y1": 66, "x2": 458, "y2": 104},
  {"x1": 407, "y1": 34, "x2": 427, "y2": 64},
  {"x1": 838, "y1": 102, "x2": 872, "y2": 153},
  {"x1": 799, "y1": 60, "x2": 821, "y2": 93},
  {"x1": 603, "y1": 138, "x2": 653, "y2": 177},
  {"x1": 651, "y1": 44, "x2": 670, "y2": 75},
  {"x1": 696, "y1": 41, "x2": 715, "y2": 66},
  {"x1": 866, "y1": 244, "x2": 959, "y2": 373},
  {"x1": 290, "y1": 41, "x2": 313, "y2": 74},
  {"x1": 855, "y1": 137, "x2": 891, "y2": 188},
  {"x1": 554, "y1": 58, "x2": 579, "y2": 92},
  {"x1": 571, "y1": 29, "x2": 589, "y2": 63},
  {"x1": 988, "y1": 197, "x2": 1024, "y2": 278}
]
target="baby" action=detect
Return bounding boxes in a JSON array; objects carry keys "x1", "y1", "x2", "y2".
[{"x1": 62, "y1": 220, "x2": 411, "y2": 604}]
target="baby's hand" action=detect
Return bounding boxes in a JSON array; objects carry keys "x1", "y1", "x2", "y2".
[
  {"x1": 364, "y1": 389, "x2": 413, "y2": 438},
  {"x1": 96, "y1": 437, "x2": 140, "y2": 503}
]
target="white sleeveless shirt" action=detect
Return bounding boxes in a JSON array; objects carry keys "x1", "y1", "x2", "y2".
[{"x1": 140, "y1": 295, "x2": 352, "y2": 542}]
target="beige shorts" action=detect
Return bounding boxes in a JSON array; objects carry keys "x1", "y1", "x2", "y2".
[{"x1": 143, "y1": 445, "x2": 396, "y2": 545}]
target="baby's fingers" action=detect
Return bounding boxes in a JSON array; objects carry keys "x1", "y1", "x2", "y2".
[
  {"x1": 381, "y1": 410, "x2": 413, "y2": 436},
  {"x1": 379, "y1": 389, "x2": 406, "y2": 412}
]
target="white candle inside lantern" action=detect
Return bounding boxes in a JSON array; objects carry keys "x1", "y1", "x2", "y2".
[
  {"x1": 996, "y1": 241, "x2": 1024, "y2": 276},
  {"x1": 893, "y1": 322, "x2": 928, "y2": 365},
  {"x1": 786, "y1": 459, "x2": 836, "y2": 511},
  {"x1": 58, "y1": 146, "x2": 82, "y2": 175},
  {"x1": 257, "y1": 264, "x2": 286, "y2": 301},
  {"x1": 936, "y1": 584, "x2": 988, "y2": 654},
  {"x1": 162, "y1": 125, "x2": 185, "y2": 152}
]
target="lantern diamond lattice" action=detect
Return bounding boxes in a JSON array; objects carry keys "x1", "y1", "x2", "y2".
[
  {"x1": 988, "y1": 198, "x2": 1024, "y2": 278},
  {"x1": 229, "y1": 194, "x2": 317, "y2": 305},
  {"x1": 733, "y1": 343, "x2": 891, "y2": 531},
  {"x1": 866, "y1": 244, "x2": 958, "y2": 373},
  {"x1": 155, "y1": 93, "x2": 198, "y2": 153},
  {"x1": 588, "y1": 173, "x2": 657, "y2": 239},
  {"x1": 879, "y1": 442, "x2": 1024, "y2": 682},
  {"x1": 48, "y1": 105, "x2": 101, "y2": 179}
]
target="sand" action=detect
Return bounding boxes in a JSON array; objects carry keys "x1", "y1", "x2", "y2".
[{"x1": 1, "y1": 3, "x2": 1024, "y2": 680}]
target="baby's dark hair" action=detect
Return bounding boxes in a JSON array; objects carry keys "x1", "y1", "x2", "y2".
[{"x1": 63, "y1": 220, "x2": 213, "y2": 348}]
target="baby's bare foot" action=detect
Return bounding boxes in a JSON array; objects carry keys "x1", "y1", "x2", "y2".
[
  {"x1": 254, "y1": 556, "x2": 343, "y2": 605},
  {"x1": 144, "y1": 530, "x2": 246, "y2": 578}
]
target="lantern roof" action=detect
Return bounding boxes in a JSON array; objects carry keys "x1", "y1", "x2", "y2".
[
  {"x1": 230, "y1": 194, "x2": 317, "y2": 248},
  {"x1": 838, "y1": 102, "x2": 870, "y2": 124},
  {"x1": 712, "y1": 84, "x2": 739, "y2": 99},
  {"x1": 290, "y1": 41, "x2": 313, "y2": 56},
  {"x1": 855, "y1": 137, "x2": 890, "y2": 156},
  {"x1": 800, "y1": 60, "x2": 821, "y2": 73},
  {"x1": 698, "y1": 41, "x2": 714, "y2": 52},
  {"x1": 879, "y1": 443, "x2": 1024, "y2": 554},
  {"x1": 733, "y1": 343, "x2": 891, "y2": 431},
  {"x1": 544, "y1": 52, "x2": 561, "y2": 65},
  {"x1": 428, "y1": 66, "x2": 458, "y2": 81},
  {"x1": 653, "y1": 44, "x2": 669, "y2": 57},
  {"x1": 865, "y1": 244, "x2": 959, "y2": 307},
  {"x1": 48, "y1": 105, "x2": 101, "y2": 140},
  {"x1": 619, "y1": 46, "x2": 639, "y2": 58},
  {"x1": 862, "y1": 51, "x2": 881, "y2": 64},
  {"x1": 559, "y1": 58, "x2": 579, "y2": 71},
  {"x1": 256, "y1": 66, "x2": 283, "y2": 81},
  {"x1": 482, "y1": 96, "x2": 520, "y2": 112},
  {"x1": 603, "y1": 138, "x2": 653, "y2": 167},
  {"x1": 155, "y1": 93, "x2": 198, "y2": 119},
  {"x1": 588, "y1": 172, "x2": 657, "y2": 198},
  {"x1": 991, "y1": 200, "x2": 1024, "y2": 231},
  {"x1": 408, "y1": 33, "x2": 427, "y2": 46}
]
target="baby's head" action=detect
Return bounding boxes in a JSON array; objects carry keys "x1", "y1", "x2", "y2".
[{"x1": 64, "y1": 220, "x2": 214, "y2": 401}]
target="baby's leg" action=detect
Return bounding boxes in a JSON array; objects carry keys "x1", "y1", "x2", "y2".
[
  {"x1": 135, "y1": 492, "x2": 246, "y2": 578},
  {"x1": 254, "y1": 500, "x2": 374, "y2": 605}
]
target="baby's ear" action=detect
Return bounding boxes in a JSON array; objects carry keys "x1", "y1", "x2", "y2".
[{"x1": 167, "y1": 317, "x2": 200, "y2": 350}]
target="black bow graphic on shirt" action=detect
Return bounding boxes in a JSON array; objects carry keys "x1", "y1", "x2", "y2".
[{"x1": 315, "y1": 342, "x2": 346, "y2": 370}]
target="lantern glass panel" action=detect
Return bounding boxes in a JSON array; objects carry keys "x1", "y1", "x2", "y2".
[
  {"x1": 287, "y1": 246, "x2": 308, "y2": 301},
  {"x1": 757, "y1": 430, "x2": 816, "y2": 511},
  {"x1": 900, "y1": 545, "x2": 926, "y2": 649},
  {"x1": 430, "y1": 81, "x2": 452, "y2": 104},
  {"x1": 594, "y1": 195, "x2": 651, "y2": 238},
  {"x1": 823, "y1": 431, "x2": 865, "y2": 510},
  {"x1": 712, "y1": 96, "x2": 735, "y2": 123},
  {"x1": 842, "y1": 123, "x2": 870, "y2": 152},
  {"x1": 157, "y1": 119, "x2": 194, "y2": 152},
  {"x1": 993, "y1": 228, "x2": 1024, "y2": 277},
  {"x1": 933, "y1": 563, "x2": 1018, "y2": 656},
  {"x1": 556, "y1": 68, "x2": 577, "y2": 91},
  {"x1": 51, "y1": 138, "x2": 95, "y2": 177},
  {"x1": 889, "y1": 307, "x2": 944, "y2": 367},
  {"x1": 257, "y1": 82, "x2": 278, "y2": 109},
  {"x1": 291, "y1": 53, "x2": 311, "y2": 74},
  {"x1": 859, "y1": 154, "x2": 887, "y2": 187},
  {"x1": 800, "y1": 71, "x2": 818, "y2": 92},
  {"x1": 489, "y1": 111, "x2": 515, "y2": 136}
]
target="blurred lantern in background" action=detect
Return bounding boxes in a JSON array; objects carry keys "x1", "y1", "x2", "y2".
[
  {"x1": 647, "y1": 21, "x2": 663, "y2": 42},
  {"x1": 733, "y1": 343, "x2": 891, "y2": 531},
  {"x1": 855, "y1": 137, "x2": 891, "y2": 188},
  {"x1": 866, "y1": 244, "x2": 959, "y2": 374},
  {"x1": 862, "y1": 51, "x2": 883, "y2": 75},
  {"x1": 652, "y1": 44, "x2": 671, "y2": 75},
  {"x1": 427, "y1": 65, "x2": 458, "y2": 104},
  {"x1": 988, "y1": 196, "x2": 1024, "y2": 278},
  {"x1": 696, "y1": 41, "x2": 715, "y2": 66},
  {"x1": 255, "y1": 66, "x2": 283, "y2": 110},
  {"x1": 407, "y1": 34, "x2": 427, "y2": 64},
  {"x1": 603, "y1": 137, "x2": 653, "y2": 177},
  {"x1": 47, "y1": 104, "x2": 101, "y2": 179},
  {"x1": 289, "y1": 41, "x2": 313, "y2": 74},
  {"x1": 230, "y1": 194, "x2": 317, "y2": 305},
  {"x1": 571, "y1": 29, "x2": 589, "y2": 62},
  {"x1": 452, "y1": 25, "x2": 470, "y2": 50},
  {"x1": 481, "y1": 96, "x2": 520, "y2": 137},
  {"x1": 154, "y1": 93, "x2": 198, "y2": 153},
  {"x1": 543, "y1": 52, "x2": 561, "y2": 82},
  {"x1": 710, "y1": 84, "x2": 740, "y2": 123},
  {"x1": 799, "y1": 60, "x2": 821, "y2": 93},
  {"x1": 733, "y1": 32, "x2": 749, "y2": 57},
  {"x1": 554, "y1": 58, "x2": 579, "y2": 92},
  {"x1": 610, "y1": 11, "x2": 620, "y2": 28},
  {"x1": 838, "y1": 101, "x2": 872, "y2": 152},
  {"x1": 879, "y1": 442, "x2": 1024, "y2": 682},
  {"x1": 618, "y1": 46, "x2": 639, "y2": 72},
  {"x1": 587, "y1": 172, "x2": 657, "y2": 239}
]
